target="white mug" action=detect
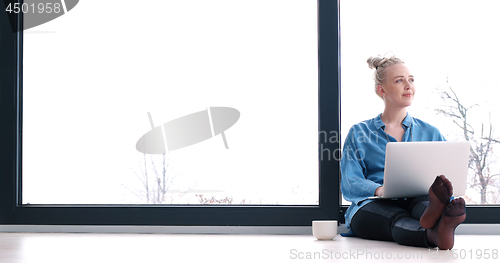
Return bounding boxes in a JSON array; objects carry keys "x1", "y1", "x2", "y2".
[{"x1": 312, "y1": 220, "x2": 337, "y2": 240}]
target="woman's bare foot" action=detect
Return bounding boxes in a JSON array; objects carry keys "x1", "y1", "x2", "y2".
[
  {"x1": 426, "y1": 197, "x2": 466, "y2": 250},
  {"x1": 420, "y1": 175, "x2": 453, "y2": 229}
]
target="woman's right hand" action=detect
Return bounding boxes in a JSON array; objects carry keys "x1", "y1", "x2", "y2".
[{"x1": 375, "y1": 186, "x2": 384, "y2": 196}]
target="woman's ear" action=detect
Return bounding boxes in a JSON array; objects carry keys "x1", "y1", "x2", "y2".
[{"x1": 376, "y1": 85, "x2": 385, "y2": 98}]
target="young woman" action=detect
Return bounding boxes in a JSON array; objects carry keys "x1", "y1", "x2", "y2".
[{"x1": 340, "y1": 55, "x2": 466, "y2": 249}]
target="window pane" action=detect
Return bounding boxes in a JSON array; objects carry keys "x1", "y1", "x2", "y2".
[
  {"x1": 22, "y1": 0, "x2": 318, "y2": 205},
  {"x1": 341, "y1": 0, "x2": 500, "y2": 204}
]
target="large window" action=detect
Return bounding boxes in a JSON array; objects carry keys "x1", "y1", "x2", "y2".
[
  {"x1": 21, "y1": 0, "x2": 319, "y2": 206},
  {"x1": 0, "y1": 0, "x2": 339, "y2": 225}
]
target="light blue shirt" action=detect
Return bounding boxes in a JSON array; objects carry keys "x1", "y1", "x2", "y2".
[{"x1": 340, "y1": 113, "x2": 445, "y2": 230}]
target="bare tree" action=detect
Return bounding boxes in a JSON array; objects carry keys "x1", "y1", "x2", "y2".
[
  {"x1": 435, "y1": 79, "x2": 500, "y2": 204},
  {"x1": 151, "y1": 153, "x2": 176, "y2": 204},
  {"x1": 126, "y1": 153, "x2": 177, "y2": 204}
]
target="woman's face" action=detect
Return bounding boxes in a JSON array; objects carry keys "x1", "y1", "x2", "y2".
[{"x1": 377, "y1": 63, "x2": 415, "y2": 108}]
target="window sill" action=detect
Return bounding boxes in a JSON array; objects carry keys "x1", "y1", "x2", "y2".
[{"x1": 0, "y1": 224, "x2": 499, "y2": 235}]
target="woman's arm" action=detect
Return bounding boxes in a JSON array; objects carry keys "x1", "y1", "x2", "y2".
[{"x1": 340, "y1": 128, "x2": 383, "y2": 203}]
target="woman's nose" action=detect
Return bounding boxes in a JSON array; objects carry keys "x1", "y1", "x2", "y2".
[{"x1": 404, "y1": 80, "x2": 412, "y2": 89}]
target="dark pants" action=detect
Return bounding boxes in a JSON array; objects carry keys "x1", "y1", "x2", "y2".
[{"x1": 350, "y1": 196, "x2": 432, "y2": 247}]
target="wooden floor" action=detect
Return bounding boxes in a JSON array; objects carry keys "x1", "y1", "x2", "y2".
[{"x1": 0, "y1": 232, "x2": 498, "y2": 262}]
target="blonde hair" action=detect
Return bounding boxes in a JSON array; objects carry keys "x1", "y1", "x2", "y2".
[{"x1": 367, "y1": 54, "x2": 404, "y2": 98}]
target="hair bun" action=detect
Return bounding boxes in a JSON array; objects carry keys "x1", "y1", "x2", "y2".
[{"x1": 367, "y1": 56, "x2": 390, "y2": 70}]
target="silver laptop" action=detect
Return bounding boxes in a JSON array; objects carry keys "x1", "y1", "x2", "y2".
[{"x1": 370, "y1": 141, "x2": 470, "y2": 199}]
